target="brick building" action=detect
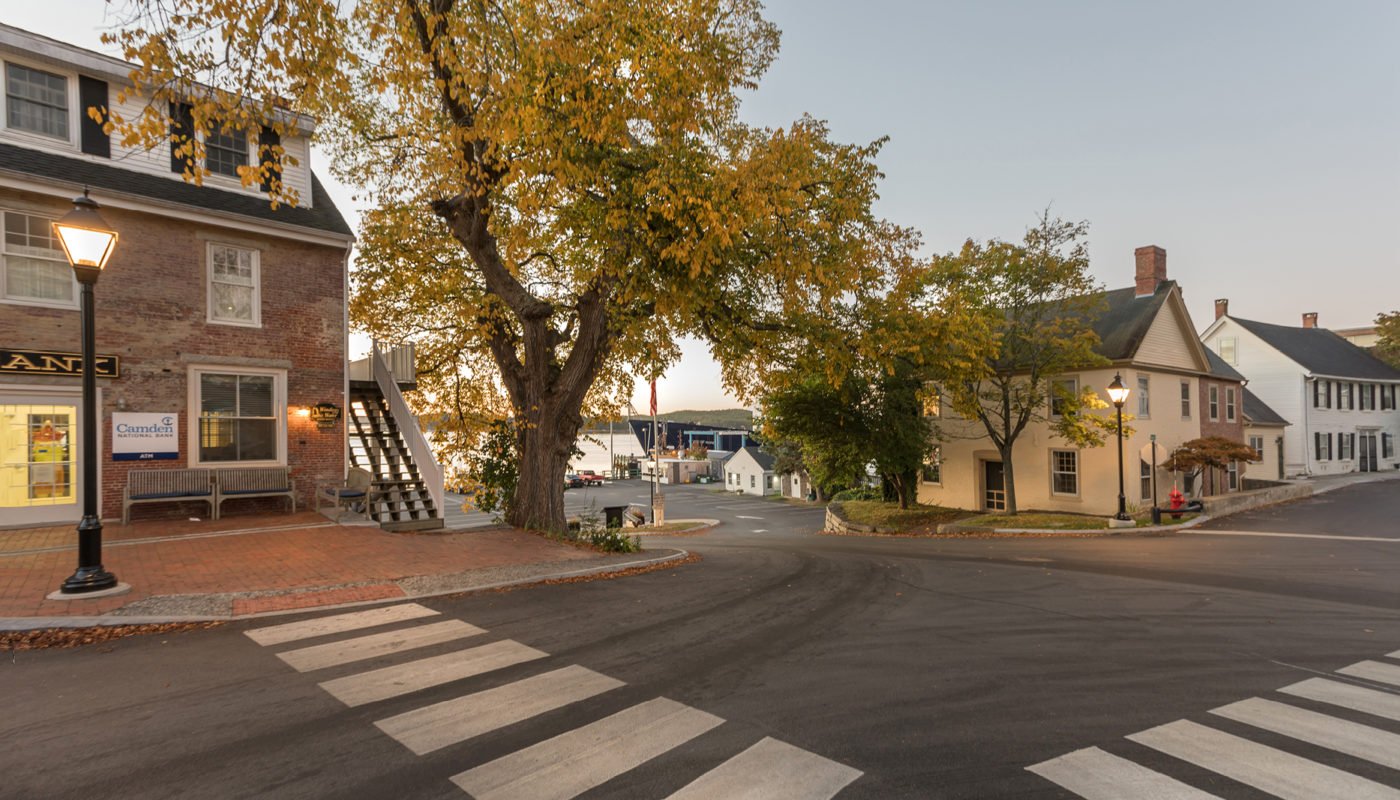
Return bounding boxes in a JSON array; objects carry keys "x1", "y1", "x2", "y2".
[{"x1": 0, "y1": 25, "x2": 354, "y2": 528}]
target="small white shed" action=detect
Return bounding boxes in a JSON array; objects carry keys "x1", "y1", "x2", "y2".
[{"x1": 724, "y1": 447, "x2": 778, "y2": 496}]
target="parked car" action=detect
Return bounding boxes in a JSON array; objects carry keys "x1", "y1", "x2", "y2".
[
  {"x1": 563, "y1": 473, "x2": 584, "y2": 489},
  {"x1": 577, "y1": 470, "x2": 605, "y2": 486}
]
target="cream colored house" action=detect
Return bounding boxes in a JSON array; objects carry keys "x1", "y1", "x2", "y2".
[{"x1": 919, "y1": 246, "x2": 1247, "y2": 517}]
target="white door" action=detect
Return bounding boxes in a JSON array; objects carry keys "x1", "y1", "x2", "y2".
[{"x1": 1, "y1": 388, "x2": 85, "y2": 527}]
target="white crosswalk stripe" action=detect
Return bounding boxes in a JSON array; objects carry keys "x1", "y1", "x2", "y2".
[
  {"x1": 319, "y1": 639, "x2": 547, "y2": 707},
  {"x1": 1212, "y1": 697, "x2": 1400, "y2": 771},
  {"x1": 450, "y1": 697, "x2": 724, "y2": 800},
  {"x1": 665, "y1": 736, "x2": 863, "y2": 800},
  {"x1": 375, "y1": 665, "x2": 624, "y2": 756},
  {"x1": 1279, "y1": 676, "x2": 1400, "y2": 722},
  {"x1": 1337, "y1": 659, "x2": 1400, "y2": 688},
  {"x1": 275, "y1": 619, "x2": 485, "y2": 672},
  {"x1": 1127, "y1": 719, "x2": 1400, "y2": 800},
  {"x1": 245, "y1": 603, "x2": 440, "y2": 646},
  {"x1": 1026, "y1": 746, "x2": 1221, "y2": 800}
]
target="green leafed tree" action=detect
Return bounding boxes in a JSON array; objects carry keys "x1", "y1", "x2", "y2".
[
  {"x1": 105, "y1": 0, "x2": 898, "y2": 532},
  {"x1": 926, "y1": 215, "x2": 1125, "y2": 515},
  {"x1": 1374, "y1": 311, "x2": 1400, "y2": 370}
]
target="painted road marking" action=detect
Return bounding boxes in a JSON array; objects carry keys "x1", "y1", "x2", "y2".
[
  {"x1": 1026, "y1": 746, "x2": 1220, "y2": 800},
  {"x1": 735, "y1": 515, "x2": 764, "y2": 520},
  {"x1": 1212, "y1": 697, "x2": 1400, "y2": 771},
  {"x1": 450, "y1": 697, "x2": 724, "y2": 800},
  {"x1": 276, "y1": 619, "x2": 484, "y2": 672},
  {"x1": 665, "y1": 736, "x2": 862, "y2": 800},
  {"x1": 376, "y1": 665, "x2": 624, "y2": 755},
  {"x1": 1127, "y1": 719, "x2": 1400, "y2": 800},
  {"x1": 319, "y1": 639, "x2": 547, "y2": 707},
  {"x1": 752, "y1": 529, "x2": 769, "y2": 533},
  {"x1": 1337, "y1": 660, "x2": 1400, "y2": 688},
  {"x1": 245, "y1": 603, "x2": 439, "y2": 646},
  {"x1": 1189, "y1": 529, "x2": 1400, "y2": 543},
  {"x1": 1279, "y1": 677, "x2": 1400, "y2": 722}
]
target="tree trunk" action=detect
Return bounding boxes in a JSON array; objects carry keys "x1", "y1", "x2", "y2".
[
  {"x1": 1000, "y1": 443, "x2": 1018, "y2": 515},
  {"x1": 509, "y1": 407, "x2": 578, "y2": 532}
]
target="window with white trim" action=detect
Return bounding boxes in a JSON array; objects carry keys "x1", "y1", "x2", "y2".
[
  {"x1": 1137, "y1": 375, "x2": 1150, "y2": 417},
  {"x1": 1227, "y1": 461, "x2": 1239, "y2": 491},
  {"x1": 208, "y1": 243, "x2": 260, "y2": 326},
  {"x1": 1338, "y1": 432, "x2": 1354, "y2": 460},
  {"x1": 1050, "y1": 450, "x2": 1078, "y2": 495},
  {"x1": 1384, "y1": 433, "x2": 1395, "y2": 459},
  {"x1": 1140, "y1": 459, "x2": 1152, "y2": 501},
  {"x1": 206, "y1": 126, "x2": 249, "y2": 178},
  {"x1": 920, "y1": 445, "x2": 941, "y2": 485},
  {"x1": 1180, "y1": 380, "x2": 1191, "y2": 418},
  {"x1": 749, "y1": 474, "x2": 755, "y2": 488},
  {"x1": 1217, "y1": 337, "x2": 1237, "y2": 364},
  {"x1": 194, "y1": 369, "x2": 283, "y2": 465},
  {"x1": 1249, "y1": 435, "x2": 1264, "y2": 461},
  {"x1": 1225, "y1": 387, "x2": 1237, "y2": 422},
  {"x1": 2, "y1": 210, "x2": 76, "y2": 307},
  {"x1": 1049, "y1": 377, "x2": 1078, "y2": 418},
  {"x1": 5, "y1": 63, "x2": 68, "y2": 140},
  {"x1": 1360, "y1": 384, "x2": 1374, "y2": 411},
  {"x1": 1208, "y1": 385, "x2": 1219, "y2": 421},
  {"x1": 1315, "y1": 432, "x2": 1331, "y2": 461}
]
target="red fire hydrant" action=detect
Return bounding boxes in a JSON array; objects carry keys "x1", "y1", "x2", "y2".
[{"x1": 1168, "y1": 486, "x2": 1185, "y2": 519}]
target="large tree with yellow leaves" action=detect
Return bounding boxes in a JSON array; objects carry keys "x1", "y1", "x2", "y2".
[{"x1": 105, "y1": 0, "x2": 897, "y2": 531}]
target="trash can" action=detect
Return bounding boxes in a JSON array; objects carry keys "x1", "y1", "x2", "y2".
[{"x1": 603, "y1": 505, "x2": 628, "y2": 529}]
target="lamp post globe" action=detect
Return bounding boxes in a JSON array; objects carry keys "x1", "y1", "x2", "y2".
[
  {"x1": 1106, "y1": 373, "x2": 1131, "y2": 522},
  {"x1": 53, "y1": 191, "x2": 119, "y2": 594}
]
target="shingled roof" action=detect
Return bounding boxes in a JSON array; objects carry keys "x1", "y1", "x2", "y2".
[
  {"x1": 1242, "y1": 388, "x2": 1288, "y2": 426},
  {"x1": 1231, "y1": 317, "x2": 1400, "y2": 381},
  {"x1": 1203, "y1": 348, "x2": 1246, "y2": 382},
  {"x1": 0, "y1": 142, "x2": 352, "y2": 238},
  {"x1": 1089, "y1": 281, "x2": 1176, "y2": 361}
]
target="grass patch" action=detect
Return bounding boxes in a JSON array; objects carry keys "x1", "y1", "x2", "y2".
[
  {"x1": 839, "y1": 500, "x2": 971, "y2": 530},
  {"x1": 1137, "y1": 512, "x2": 1198, "y2": 527},
  {"x1": 964, "y1": 512, "x2": 1109, "y2": 530},
  {"x1": 634, "y1": 521, "x2": 703, "y2": 533}
]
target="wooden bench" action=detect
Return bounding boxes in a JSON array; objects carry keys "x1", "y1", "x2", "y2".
[
  {"x1": 123, "y1": 468, "x2": 216, "y2": 524},
  {"x1": 216, "y1": 467, "x2": 296, "y2": 517}
]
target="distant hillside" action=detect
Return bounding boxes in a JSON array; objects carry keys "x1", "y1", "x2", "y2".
[{"x1": 582, "y1": 407, "x2": 754, "y2": 433}]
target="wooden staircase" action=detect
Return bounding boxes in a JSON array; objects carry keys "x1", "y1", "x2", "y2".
[{"x1": 348, "y1": 380, "x2": 443, "y2": 531}]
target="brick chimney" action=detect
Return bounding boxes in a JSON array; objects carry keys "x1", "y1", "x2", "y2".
[
  {"x1": 1302, "y1": 312, "x2": 1318, "y2": 329},
  {"x1": 1135, "y1": 245, "x2": 1167, "y2": 297},
  {"x1": 1214, "y1": 299, "x2": 1229, "y2": 320}
]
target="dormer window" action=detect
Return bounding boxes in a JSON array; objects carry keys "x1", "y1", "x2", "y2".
[
  {"x1": 5, "y1": 63, "x2": 68, "y2": 140},
  {"x1": 206, "y1": 126, "x2": 249, "y2": 178}
]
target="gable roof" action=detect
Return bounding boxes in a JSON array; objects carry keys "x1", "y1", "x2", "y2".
[
  {"x1": 0, "y1": 142, "x2": 353, "y2": 238},
  {"x1": 1231, "y1": 317, "x2": 1400, "y2": 380},
  {"x1": 1090, "y1": 282, "x2": 1175, "y2": 361},
  {"x1": 735, "y1": 446, "x2": 776, "y2": 471},
  {"x1": 1203, "y1": 348, "x2": 1245, "y2": 382},
  {"x1": 1242, "y1": 388, "x2": 1289, "y2": 426}
]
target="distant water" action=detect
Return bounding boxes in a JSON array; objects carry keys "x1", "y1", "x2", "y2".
[{"x1": 570, "y1": 429, "x2": 646, "y2": 473}]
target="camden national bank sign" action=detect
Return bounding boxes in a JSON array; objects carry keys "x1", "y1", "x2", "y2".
[{"x1": 113, "y1": 413, "x2": 179, "y2": 461}]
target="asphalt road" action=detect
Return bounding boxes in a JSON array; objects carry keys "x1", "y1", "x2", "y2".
[{"x1": 6, "y1": 479, "x2": 1400, "y2": 799}]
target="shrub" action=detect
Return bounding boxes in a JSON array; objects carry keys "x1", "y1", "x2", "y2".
[{"x1": 831, "y1": 487, "x2": 881, "y2": 502}]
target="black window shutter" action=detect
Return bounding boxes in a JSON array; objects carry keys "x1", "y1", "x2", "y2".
[
  {"x1": 77, "y1": 76, "x2": 110, "y2": 158},
  {"x1": 258, "y1": 125, "x2": 281, "y2": 193},
  {"x1": 1350, "y1": 383, "x2": 1356, "y2": 410},
  {"x1": 1313, "y1": 381, "x2": 1319, "y2": 408},
  {"x1": 170, "y1": 102, "x2": 196, "y2": 174}
]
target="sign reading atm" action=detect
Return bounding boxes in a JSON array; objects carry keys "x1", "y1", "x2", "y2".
[{"x1": 0, "y1": 349, "x2": 121, "y2": 378}]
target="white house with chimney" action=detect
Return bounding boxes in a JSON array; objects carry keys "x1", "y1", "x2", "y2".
[{"x1": 1201, "y1": 305, "x2": 1400, "y2": 477}]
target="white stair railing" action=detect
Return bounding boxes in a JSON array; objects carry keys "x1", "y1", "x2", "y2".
[{"x1": 370, "y1": 341, "x2": 443, "y2": 519}]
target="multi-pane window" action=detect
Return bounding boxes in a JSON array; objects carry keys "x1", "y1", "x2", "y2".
[
  {"x1": 1208, "y1": 385, "x2": 1219, "y2": 421},
  {"x1": 1050, "y1": 377, "x2": 1077, "y2": 418},
  {"x1": 1315, "y1": 432, "x2": 1332, "y2": 461},
  {"x1": 920, "y1": 445, "x2": 941, "y2": 484},
  {"x1": 1218, "y1": 337, "x2": 1237, "y2": 364},
  {"x1": 1180, "y1": 381, "x2": 1191, "y2": 418},
  {"x1": 208, "y1": 244, "x2": 259, "y2": 325},
  {"x1": 1338, "y1": 432, "x2": 1354, "y2": 460},
  {"x1": 1383, "y1": 386, "x2": 1396, "y2": 411},
  {"x1": 1050, "y1": 450, "x2": 1077, "y2": 495},
  {"x1": 1227, "y1": 461, "x2": 1239, "y2": 491},
  {"x1": 1384, "y1": 433, "x2": 1395, "y2": 460},
  {"x1": 1137, "y1": 375, "x2": 1150, "y2": 417},
  {"x1": 205, "y1": 126, "x2": 249, "y2": 178},
  {"x1": 5, "y1": 63, "x2": 68, "y2": 140},
  {"x1": 1341, "y1": 382, "x2": 1354, "y2": 410},
  {"x1": 1360, "y1": 384, "x2": 1374, "y2": 411},
  {"x1": 1225, "y1": 388, "x2": 1237, "y2": 422},
  {"x1": 198, "y1": 372, "x2": 279, "y2": 464},
  {"x1": 1140, "y1": 459, "x2": 1152, "y2": 501},
  {"x1": 2, "y1": 211, "x2": 74, "y2": 306},
  {"x1": 1249, "y1": 435, "x2": 1264, "y2": 461}
]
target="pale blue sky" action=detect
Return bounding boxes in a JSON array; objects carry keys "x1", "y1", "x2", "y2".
[{"x1": 13, "y1": 1, "x2": 1398, "y2": 412}]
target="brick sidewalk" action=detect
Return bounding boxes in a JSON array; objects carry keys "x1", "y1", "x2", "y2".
[{"x1": 0, "y1": 514, "x2": 605, "y2": 619}]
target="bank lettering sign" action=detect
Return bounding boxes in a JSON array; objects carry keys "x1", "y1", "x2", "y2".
[
  {"x1": 0, "y1": 348, "x2": 120, "y2": 378},
  {"x1": 113, "y1": 413, "x2": 179, "y2": 461}
]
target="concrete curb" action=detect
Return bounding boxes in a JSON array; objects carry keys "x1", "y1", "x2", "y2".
[
  {"x1": 0, "y1": 548, "x2": 691, "y2": 631},
  {"x1": 630, "y1": 519, "x2": 719, "y2": 536}
]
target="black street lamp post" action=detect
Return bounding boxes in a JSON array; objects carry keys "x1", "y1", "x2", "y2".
[
  {"x1": 53, "y1": 191, "x2": 119, "y2": 594},
  {"x1": 1106, "y1": 373, "x2": 1131, "y2": 522}
]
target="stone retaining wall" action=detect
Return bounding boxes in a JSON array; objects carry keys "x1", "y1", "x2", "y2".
[
  {"x1": 1200, "y1": 482, "x2": 1312, "y2": 518},
  {"x1": 824, "y1": 502, "x2": 883, "y2": 534}
]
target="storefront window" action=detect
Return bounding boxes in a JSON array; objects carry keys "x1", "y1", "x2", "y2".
[
  {"x1": 197, "y1": 371, "x2": 279, "y2": 463},
  {"x1": 1, "y1": 404, "x2": 75, "y2": 509}
]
